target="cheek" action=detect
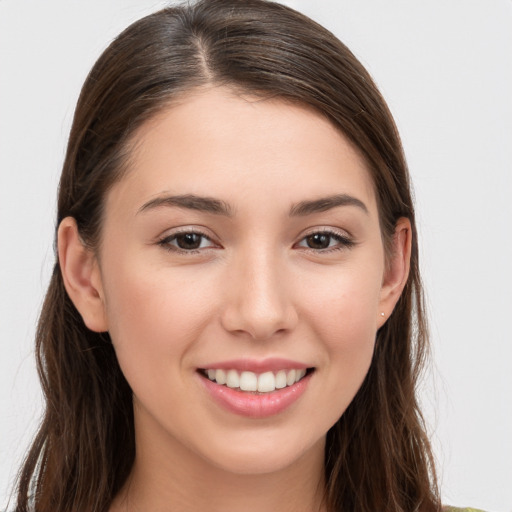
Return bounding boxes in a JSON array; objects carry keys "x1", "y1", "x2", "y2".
[
  {"x1": 100, "y1": 258, "x2": 220, "y2": 384},
  {"x1": 298, "y1": 262, "x2": 382, "y2": 410},
  {"x1": 301, "y1": 262, "x2": 382, "y2": 344}
]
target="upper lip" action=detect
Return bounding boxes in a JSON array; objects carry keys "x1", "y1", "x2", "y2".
[{"x1": 198, "y1": 358, "x2": 311, "y2": 373}]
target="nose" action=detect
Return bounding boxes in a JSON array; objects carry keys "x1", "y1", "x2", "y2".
[{"x1": 220, "y1": 249, "x2": 298, "y2": 341}]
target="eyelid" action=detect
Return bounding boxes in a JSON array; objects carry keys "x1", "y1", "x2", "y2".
[
  {"x1": 300, "y1": 225, "x2": 353, "y2": 238},
  {"x1": 156, "y1": 226, "x2": 221, "y2": 253},
  {"x1": 294, "y1": 227, "x2": 356, "y2": 252},
  {"x1": 154, "y1": 225, "x2": 355, "y2": 255}
]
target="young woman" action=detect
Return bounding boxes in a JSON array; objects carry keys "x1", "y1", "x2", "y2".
[{"x1": 10, "y1": 1, "x2": 483, "y2": 511}]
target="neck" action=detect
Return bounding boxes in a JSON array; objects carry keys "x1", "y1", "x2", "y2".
[{"x1": 111, "y1": 414, "x2": 327, "y2": 512}]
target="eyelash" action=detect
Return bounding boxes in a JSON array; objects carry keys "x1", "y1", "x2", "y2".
[
  {"x1": 295, "y1": 229, "x2": 355, "y2": 253},
  {"x1": 157, "y1": 228, "x2": 355, "y2": 255},
  {"x1": 157, "y1": 229, "x2": 217, "y2": 255}
]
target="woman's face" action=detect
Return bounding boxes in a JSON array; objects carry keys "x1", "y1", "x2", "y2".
[{"x1": 93, "y1": 87, "x2": 396, "y2": 475}]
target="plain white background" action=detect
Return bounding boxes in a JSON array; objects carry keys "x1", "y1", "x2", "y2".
[{"x1": 1, "y1": 1, "x2": 511, "y2": 510}]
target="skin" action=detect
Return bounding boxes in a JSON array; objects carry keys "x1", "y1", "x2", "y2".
[{"x1": 58, "y1": 87, "x2": 411, "y2": 512}]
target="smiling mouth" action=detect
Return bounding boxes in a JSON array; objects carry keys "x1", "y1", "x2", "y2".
[{"x1": 199, "y1": 368, "x2": 314, "y2": 393}]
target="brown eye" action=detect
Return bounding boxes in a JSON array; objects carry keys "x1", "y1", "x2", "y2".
[
  {"x1": 159, "y1": 231, "x2": 215, "y2": 252},
  {"x1": 305, "y1": 233, "x2": 332, "y2": 249},
  {"x1": 175, "y1": 233, "x2": 203, "y2": 250},
  {"x1": 296, "y1": 230, "x2": 354, "y2": 252}
]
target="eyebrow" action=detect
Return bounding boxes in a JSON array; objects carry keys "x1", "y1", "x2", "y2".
[
  {"x1": 138, "y1": 194, "x2": 233, "y2": 216},
  {"x1": 137, "y1": 192, "x2": 368, "y2": 217},
  {"x1": 289, "y1": 194, "x2": 368, "y2": 216}
]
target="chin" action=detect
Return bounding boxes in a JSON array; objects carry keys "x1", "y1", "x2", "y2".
[
  {"x1": 211, "y1": 453, "x2": 295, "y2": 476},
  {"x1": 196, "y1": 432, "x2": 326, "y2": 477}
]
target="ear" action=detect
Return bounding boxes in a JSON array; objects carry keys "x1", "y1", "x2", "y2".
[
  {"x1": 58, "y1": 217, "x2": 108, "y2": 332},
  {"x1": 377, "y1": 217, "x2": 412, "y2": 328}
]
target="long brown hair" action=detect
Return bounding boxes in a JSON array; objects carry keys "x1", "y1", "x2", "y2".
[{"x1": 14, "y1": 1, "x2": 440, "y2": 510}]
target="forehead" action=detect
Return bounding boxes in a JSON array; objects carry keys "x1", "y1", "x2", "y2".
[{"x1": 111, "y1": 87, "x2": 377, "y2": 216}]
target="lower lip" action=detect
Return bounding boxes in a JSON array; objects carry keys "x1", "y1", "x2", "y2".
[{"x1": 200, "y1": 372, "x2": 312, "y2": 418}]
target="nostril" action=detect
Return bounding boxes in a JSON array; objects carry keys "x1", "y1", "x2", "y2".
[{"x1": 220, "y1": 300, "x2": 299, "y2": 341}]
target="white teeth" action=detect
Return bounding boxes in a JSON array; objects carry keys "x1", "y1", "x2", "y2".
[
  {"x1": 257, "y1": 371, "x2": 275, "y2": 392},
  {"x1": 216, "y1": 369, "x2": 227, "y2": 385},
  {"x1": 240, "y1": 371, "x2": 258, "y2": 391},
  {"x1": 286, "y1": 369, "x2": 296, "y2": 386},
  {"x1": 205, "y1": 367, "x2": 309, "y2": 393},
  {"x1": 275, "y1": 370, "x2": 287, "y2": 389},
  {"x1": 226, "y1": 369, "x2": 239, "y2": 388}
]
